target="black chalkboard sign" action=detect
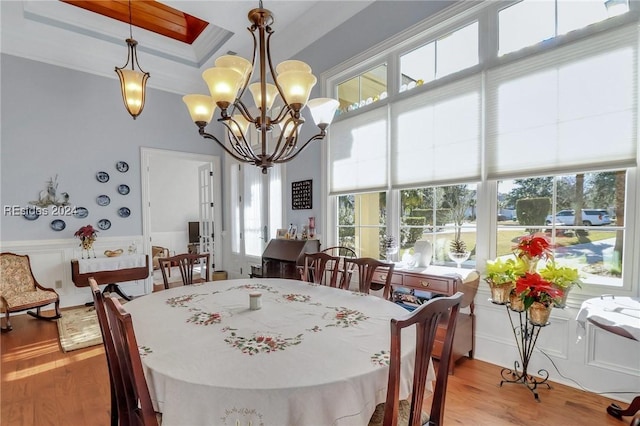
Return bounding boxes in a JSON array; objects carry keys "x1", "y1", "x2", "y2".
[{"x1": 291, "y1": 179, "x2": 312, "y2": 210}]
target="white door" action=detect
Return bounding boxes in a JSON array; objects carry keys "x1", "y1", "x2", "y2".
[
  {"x1": 198, "y1": 163, "x2": 215, "y2": 272},
  {"x1": 227, "y1": 162, "x2": 283, "y2": 278}
]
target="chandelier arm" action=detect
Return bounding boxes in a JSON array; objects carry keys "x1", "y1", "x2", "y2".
[
  {"x1": 265, "y1": 30, "x2": 292, "y2": 116},
  {"x1": 233, "y1": 99, "x2": 257, "y2": 123},
  {"x1": 267, "y1": 118, "x2": 302, "y2": 162},
  {"x1": 199, "y1": 130, "x2": 258, "y2": 163},
  {"x1": 272, "y1": 132, "x2": 326, "y2": 164},
  {"x1": 271, "y1": 103, "x2": 295, "y2": 126},
  {"x1": 219, "y1": 118, "x2": 260, "y2": 161},
  {"x1": 220, "y1": 130, "x2": 258, "y2": 161}
]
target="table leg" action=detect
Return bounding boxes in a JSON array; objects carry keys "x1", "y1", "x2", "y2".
[
  {"x1": 607, "y1": 396, "x2": 640, "y2": 422},
  {"x1": 103, "y1": 283, "x2": 133, "y2": 301}
]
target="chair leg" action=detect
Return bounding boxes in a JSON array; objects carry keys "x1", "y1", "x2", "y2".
[{"x1": 1, "y1": 310, "x2": 12, "y2": 332}]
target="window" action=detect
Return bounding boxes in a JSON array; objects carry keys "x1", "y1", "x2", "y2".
[
  {"x1": 336, "y1": 64, "x2": 387, "y2": 116},
  {"x1": 499, "y1": 0, "x2": 630, "y2": 56},
  {"x1": 337, "y1": 192, "x2": 387, "y2": 259},
  {"x1": 401, "y1": 184, "x2": 477, "y2": 267},
  {"x1": 497, "y1": 171, "x2": 627, "y2": 288},
  {"x1": 325, "y1": 0, "x2": 638, "y2": 293},
  {"x1": 400, "y1": 21, "x2": 478, "y2": 91}
]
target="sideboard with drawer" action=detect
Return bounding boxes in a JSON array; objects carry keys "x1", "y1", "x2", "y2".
[{"x1": 371, "y1": 267, "x2": 475, "y2": 374}]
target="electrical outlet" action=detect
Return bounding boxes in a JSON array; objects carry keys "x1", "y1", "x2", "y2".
[{"x1": 55, "y1": 280, "x2": 62, "y2": 289}]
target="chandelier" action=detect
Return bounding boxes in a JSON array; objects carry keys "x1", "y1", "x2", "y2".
[
  {"x1": 182, "y1": 1, "x2": 339, "y2": 173},
  {"x1": 114, "y1": 0, "x2": 150, "y2": 119}
]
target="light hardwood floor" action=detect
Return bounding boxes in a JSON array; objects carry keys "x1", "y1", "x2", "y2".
[{"x1": 1, "y1": 308, "x2": 635, "y2": 426}]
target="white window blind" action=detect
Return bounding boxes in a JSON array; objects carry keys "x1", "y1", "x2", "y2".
[
  {"x1": 391, "y1": 75, "x2": 482, "y2": 187},
  {"x1": 329, "y1": 107, "x2": 389, "y2": 195},
  {"x1": 486, "y1": 24, "x2": 638, "y2": 179}
]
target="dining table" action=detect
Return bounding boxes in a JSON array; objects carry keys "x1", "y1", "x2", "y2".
[{"x1": 124, "y1": 278, "x2": 430, "y2": 426}]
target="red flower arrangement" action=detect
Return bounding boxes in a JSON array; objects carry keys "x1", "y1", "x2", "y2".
[
  {"x1": 74, "y1": 225, "x2": 98, "y2": 239},
  {"x1": 74, "y1": 225, "x2": 98, "y2": 249},
  {"x1": 514, "y1": 234, "x2": 553, "y2": 261},
  {"x1": 515, "y1": 272, "x2": 564, "y2": 309}
]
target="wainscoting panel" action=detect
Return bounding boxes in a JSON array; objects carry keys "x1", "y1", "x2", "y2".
[{"x1": 474, "y1": 294, "x2": 638, "y2": 403}]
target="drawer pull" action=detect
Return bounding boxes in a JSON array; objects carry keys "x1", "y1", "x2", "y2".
[
  {"x1": 378, "y1": 274, "x2": 387, "y2": 280},
  {"x1": 420, "y1": 281, "x2": 431, "y2": 287}
]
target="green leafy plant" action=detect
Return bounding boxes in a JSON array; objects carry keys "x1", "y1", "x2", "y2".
[{"x1": 485, "y1": 257, "x2": 527, "y2": 285}]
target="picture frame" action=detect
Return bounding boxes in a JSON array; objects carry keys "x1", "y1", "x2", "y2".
[
  {"x1": 291, "y1": 179, "x2": 312, "y2": 210},
  {"x1": 276, "y1": 228, "x2": 287, "y2": 239}
]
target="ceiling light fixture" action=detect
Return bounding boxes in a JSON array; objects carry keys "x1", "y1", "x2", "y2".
[
  {"x1": 182, "y1": 1, "x2": 339, "y2": 173},
  {"x1": 115, "y1": 0, "x2": 150, "y2": 119}
]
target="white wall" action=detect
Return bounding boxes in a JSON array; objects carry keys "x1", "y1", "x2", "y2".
[{"x1": 148, "y1": 153, "x2": 205, "y2": 254}]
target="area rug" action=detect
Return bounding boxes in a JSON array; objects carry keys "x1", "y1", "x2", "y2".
[{"x1": 57, "y1": 306, "x2": 103, "y2": 353}]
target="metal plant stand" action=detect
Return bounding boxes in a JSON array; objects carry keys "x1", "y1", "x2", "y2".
[{"x1": 498, "y1": 303, "x2": 551, "y2": 401}]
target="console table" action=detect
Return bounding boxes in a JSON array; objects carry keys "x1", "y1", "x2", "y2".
[
  {"x1": 371, "y1": 265, "x2": 475, "y2": 373},
  {"x1": 71, "y1": 254, "x2": 149, "y2": 301}
]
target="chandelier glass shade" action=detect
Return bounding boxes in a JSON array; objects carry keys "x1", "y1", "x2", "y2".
[
  {"x1": 114, "y1": 1, "x2": 150, "y2": 120},
  {"x1": 183, "y1": 3, "x2": 339, "y2": 173}
]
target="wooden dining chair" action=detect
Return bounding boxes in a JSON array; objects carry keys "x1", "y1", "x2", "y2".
[
  {"x1": 369, "y1": 292, "x2": 463, "y2": 426},
  {"x1": 104, "y1": 294, "x2": 159, "y2": 426},
  {"x1": 89, "y1": 278, "x2": 122, "y2": 426},
  {"x1": 345, "y1": 257, "x2": 395, "y2": 300},
  {"x1": 158, "y1": 252, "x2": 210, "y2": 289},
  {"x1": 321, "y1": 246, "x2": 357, "y2": 290},
  {"x1": 300, "y1": 252, "x2": 341, "y2": 287}
]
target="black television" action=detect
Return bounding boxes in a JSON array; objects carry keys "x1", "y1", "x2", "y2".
[{"x1": 188, "y1": 222, "x2": 200, "y2": 243}]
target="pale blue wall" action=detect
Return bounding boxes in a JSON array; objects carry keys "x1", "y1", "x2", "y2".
[{"x1": 0, "y1": 54, "x2": 222, "y2": 241}]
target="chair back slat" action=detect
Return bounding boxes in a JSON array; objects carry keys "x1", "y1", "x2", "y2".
[
  {"x1": 345, "y1": 257, "x2": 394, "y2": 299},
  {"x1": 104, "y1": 294, "x2": 158, "y2": 426},
  {"x1": 383, "y1": 292, "x2": 463, "y2": 426},
  {"x1": 300, "y1": 252, "x2": 341, "y2": 287},
  {"x1": 158, "y1": 253, "x2": 210, "y2": 289},
  {"x1": 320, "y1": 246, "x2": 357, "y2": 290},
  {"x1": 89, "y1": 278, "x2": 123, "y2": 426}
]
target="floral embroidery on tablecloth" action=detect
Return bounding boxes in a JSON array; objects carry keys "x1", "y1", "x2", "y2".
[
  {"x1": 224, "y1": 332, "x2": 303, "y2": 355},
  {"x1": 138, "y1": 345, "x2": 152, "y2": 357},
  {"x1": 186, "y1": 309, "x2": 223, "y2": 326},
  {"x1": 165, "y1": 294, "x2": 204, "y2": 307},
  {"x1": 306, "y1": 325, "x2": 323, "y2": 332},
  {"x1": 325, "y1": 306, "x2": 370, "y2": 328},
  {"x1": 221, "y1": 326, "x2": 237, "y2": 333},
  {"x1": 350, "y1": 291, "x2": 368, "y2": 297},
  {"x1": 282, "y1": 293, "x2": 311, "y2": 303},
  {"x1": 229, "y1": 283, "x2": 279, "y2": 293},
  {"x1": 371, "y1": 350, "x2": 390, "y2": 366},
  {"x1": 220, "y1": 407, "x2": 264, "y2": 426}
]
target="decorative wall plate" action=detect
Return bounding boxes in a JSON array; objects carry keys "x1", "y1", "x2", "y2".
[
  {"x1": 73, "y1": 207, "x2": 89, "y2": 218},
  {"x1": 50, "y1": 219, "x2": 66, "y2": 231},
  {"x1": 96, "y1": 171, "x2": 110, "y2": 183},
  {"x1": 96, "y1": 195, "x2": 110, "y2": 206},
  {"x1": 117, "y1": 184, "x2": 130, "y2": 195},
  {"x1": 116, "y1": 161, "x2": 129, "y2": 173},
  {"x1": 23, "y1": 207, "x2": 40, "y2": 220},
  {"x1": 118, "y1": 207, "x2": 131, "y2": 218},
  {"x1": 97, "y1": 219, "x2": 111, "y2": 230}
]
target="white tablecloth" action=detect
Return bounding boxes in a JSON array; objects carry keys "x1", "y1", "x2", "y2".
[
  {"x1": 576, "y1": 296, "x2": 640, "y2": 341},
  {"x1": 125, "y1": 278, "x2": 429, "y2": 426},
  {"x1": 76, "y1": 254, "x2": 146, "y2": 274}
]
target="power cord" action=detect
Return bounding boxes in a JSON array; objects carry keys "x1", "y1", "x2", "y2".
[{"x1": 536, "y1": 346, "x2": 638, "y2": 395}]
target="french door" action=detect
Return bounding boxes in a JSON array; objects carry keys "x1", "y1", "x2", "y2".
[{"x1": 228, "y1": 162, "x2": 283, "y2": 278}]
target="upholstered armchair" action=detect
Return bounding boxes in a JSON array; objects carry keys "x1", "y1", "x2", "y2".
[
  {"x1": 151, "y1": 246, "x2": 169, "y2": 270},
  {"x1": 0, "y1": 252, "x2": 61, "y2": 332}
]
